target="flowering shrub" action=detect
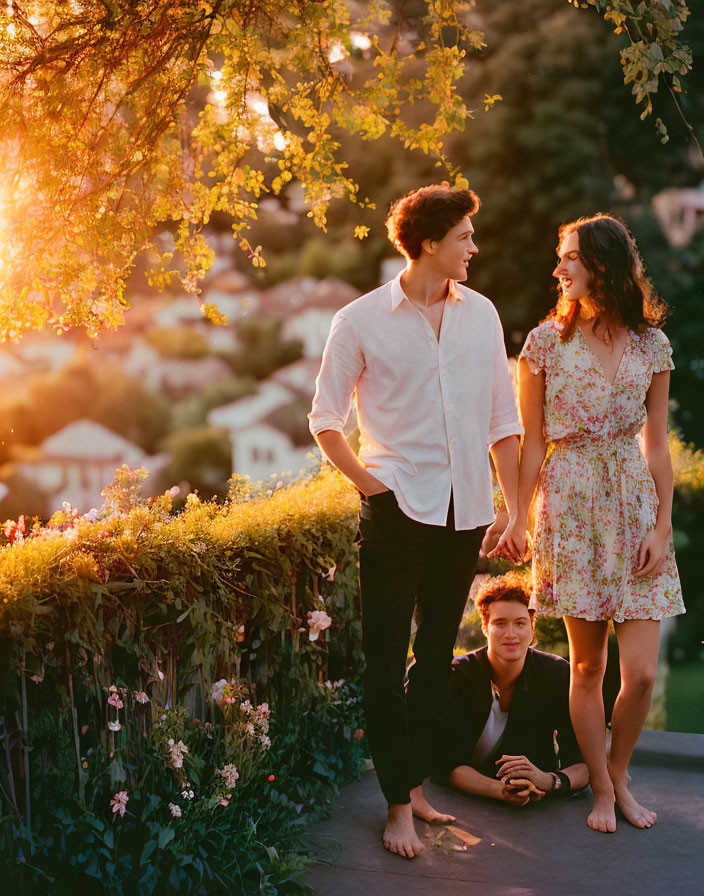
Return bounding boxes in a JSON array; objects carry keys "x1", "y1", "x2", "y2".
[{"x1": 0, "y1": 465, "x2": 364, "y2": 893}]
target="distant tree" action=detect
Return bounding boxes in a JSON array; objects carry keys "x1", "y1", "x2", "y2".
[
  {"x1": 0, "y1": 1, "x2": 695, "y2": 339},
  {"x1": 0, "y1": 357, "x2": 171, "y2": 460},
  {"x1": 0, "y1": 464, "x2": 50, "y2": 519},
  {"x1": 146, "y1": 325, "x2": 210, "y2": 359},
  {"x1": 267, "y1": 398, "x2": 317, "y2": 447},
  {"x1": 161, "y1": 424, "x2": 232, "y2": 499},
  {"x1": 226, "y1": 315, "x2": 302, "y2": 379}
]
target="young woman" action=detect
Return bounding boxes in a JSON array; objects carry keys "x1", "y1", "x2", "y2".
[{"x1": 496, "y1": 214, "x2": 685, "y2": 833}]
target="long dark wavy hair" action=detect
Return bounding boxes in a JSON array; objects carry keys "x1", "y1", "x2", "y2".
[{"x1": 548, "y1": 214, "x2": 670, "y2": 342}]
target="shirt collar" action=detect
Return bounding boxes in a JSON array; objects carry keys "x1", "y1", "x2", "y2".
[{"x1": 389, "y1": 271, "x2": 463, "y2": 311}]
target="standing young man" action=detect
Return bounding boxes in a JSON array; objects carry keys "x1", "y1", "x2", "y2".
[{"x1": 308, "y1": 184, "x2": 521, "y2": 858}]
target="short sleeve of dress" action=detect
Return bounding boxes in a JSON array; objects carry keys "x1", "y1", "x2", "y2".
[
  {"x1": 520, "y1": 324, "x2": 552, "y2": 375},
  {"x1": 649, "y1": 328, "x2": 674, "y2": 374}
]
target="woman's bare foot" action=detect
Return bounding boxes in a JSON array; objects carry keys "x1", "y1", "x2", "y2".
[
  {"x1": 383, "y1": 803, "x2": 425, "y2": 858},
  {"x1": 410, "y1": 785, "x2": 456, "y2": 824},
  {"x1": 587, "y1": 789, "x2": 617, "y2": 833},
  {"x1": 613, "y1": 783, "x2": 657, "y2": 829}
]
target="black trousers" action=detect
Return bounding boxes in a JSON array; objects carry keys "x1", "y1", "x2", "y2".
[{"x1": 357, "y1": 490, "x2": 486, "y2": 806}]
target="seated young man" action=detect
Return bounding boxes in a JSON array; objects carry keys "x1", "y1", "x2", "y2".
[{"x1": 439, "y1": 574, "x2": 589, "y2": 806}]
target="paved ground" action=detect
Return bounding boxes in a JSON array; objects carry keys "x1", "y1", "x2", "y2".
[{"x1": 305, "y1": 730, "x2": 704, "y2": 896}]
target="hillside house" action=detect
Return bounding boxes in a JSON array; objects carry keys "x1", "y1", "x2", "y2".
[{"x1": 16, "y1": 419, "x2": 169, "y2": 513}]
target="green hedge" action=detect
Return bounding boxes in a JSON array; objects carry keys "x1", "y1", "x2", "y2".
[
  {"x1": 1, "y1": 431, "x2": 702, "y2": 891},
  {"x1": 0, "y1": 466, "x2": 363, "y2": 894}
]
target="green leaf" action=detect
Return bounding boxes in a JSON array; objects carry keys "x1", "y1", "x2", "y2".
[
  {"x1": 140, "y1": 839, "x2": 158, "y2": 865},
  {"x1": 158, "y1": 826, "x2": 175, "y2": 850}
]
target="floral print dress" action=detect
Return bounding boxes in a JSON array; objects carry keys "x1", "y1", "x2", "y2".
[{"x1": 520, "y1": 320, "x2": 684, "y2": 622}]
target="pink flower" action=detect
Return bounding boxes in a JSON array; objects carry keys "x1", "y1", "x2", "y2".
[
  {"x1": 169, "y1": 803, "x2": 182, "y2": 818},
  {"x1": 3, "y1": 515, "x2": 26, "y2": 543},
  {"x1": 353, "y1": 728, "x2": 365, "y2": 741},
  {"x1": 3, "y1": 520, "x2": 15, "y2": 539},
  {"x1": 110, "y1": 791, "x2": 128, "y2": 817},
  {"x1": 108, "y1": 720, "x2": 122, "y2": 732},
  {"x1": 217, "y1": 764, "x2": 239, "y2": 789},
  {"x1": 134, "y1": 691, "x2": 149, "y2": 704},
  {"x1": 84, "y1": 508, "x2": 100, "y2": 522},
  {"x1": 307, "y1": 610, "x2": 332, "y2": 642},
  {"x1": 107, "y1": 694, "x2": 124, "y2": 709},
  {"x1": 323, "y1": 564, "x2": 336, "y2": 582}
]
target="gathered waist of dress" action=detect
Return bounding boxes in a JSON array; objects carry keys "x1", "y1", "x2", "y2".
[{"x1": 547, "y1": 432, "x2": 640, "y2": 455}]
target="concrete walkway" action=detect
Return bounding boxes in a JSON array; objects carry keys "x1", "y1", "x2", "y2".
[{"x1": 305, "y1": 730, "x2": 704, "y2": 896}]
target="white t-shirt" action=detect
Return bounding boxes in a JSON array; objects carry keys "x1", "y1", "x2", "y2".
[{"x1": 471, "y1": 684, "x2": 508, "y2": 765}]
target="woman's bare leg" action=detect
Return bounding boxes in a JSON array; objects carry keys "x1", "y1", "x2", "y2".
[
  {"x1": 564, "y1": 617, "x2": 615, "y2": 832},
  {"x1": 609, "y1": 619, "x2": 660, "y2": 828}
]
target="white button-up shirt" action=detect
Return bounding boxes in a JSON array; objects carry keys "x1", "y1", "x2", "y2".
[{"x1": 309, "y1": 273, "x2": 522, "y2": 529}]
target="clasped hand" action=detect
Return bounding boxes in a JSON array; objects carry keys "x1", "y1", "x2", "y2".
[
  {"x1": 496, "y1": 754, "x2": 552, "y2": 805},
  {"x1": 485, "y1": 516, "x2": 530, "y2": 564}
]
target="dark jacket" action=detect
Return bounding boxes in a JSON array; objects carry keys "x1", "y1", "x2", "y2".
[{"x1": 438, "y1": 646, "x2": 582, "y2": 777}]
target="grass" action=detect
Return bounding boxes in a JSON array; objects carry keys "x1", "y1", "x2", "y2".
[{"x1": 666, "y1": 661, "x2": 704, "y2": 734}]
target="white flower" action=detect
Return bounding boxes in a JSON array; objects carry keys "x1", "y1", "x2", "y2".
[
  {"x1": 181, "y1": 788, "x2": 194, "y2": 800},
  {"x1": 169, "y1": 803, "x2": 182, "y2": 818},
  {"x1": 134, "y1": 691, "x2": 149, "y2": 704},
  {"x1": 107, "y1": 720, "x2": 122, "y2": 732},
  {"x1": 240, "y1": 699, "x2": 253, "y2": 713},
  {"x1": 84, "y1": 508, "x2": 100, "y2": 522},
  {"x1": 245, "y1": 722, "x2": 255, "y2": 737},
  {"x1": 259, "y1": 735, "x2": 271, "y2": 750},
  {"x1": 167, "y1": 738, "x2": 189, "y2": 770},
  {"x1": 307, "y1": 610, "x2": 332, "y2": 641},
  {"x1": 211, "y1": 678, "x2": 228, "y2": 707}
]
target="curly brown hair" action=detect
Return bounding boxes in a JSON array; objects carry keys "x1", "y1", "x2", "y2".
[
  {"x1": 474, "y1": 572, "x2": 534, "y2": 629},
  {"x1": 385, "y1": 182, "x2": 480, "y2": 260},
  {"x1": 549, "y1": 213, "x2": 670, "y2": 343}
]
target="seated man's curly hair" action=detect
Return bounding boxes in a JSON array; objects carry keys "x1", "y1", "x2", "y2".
[
  {"x1": 385, "y1": 182, "x2": 480, "y2": 260},
  {"x1": 474, "y1": 572, "x2": 534, "y2": 629}
]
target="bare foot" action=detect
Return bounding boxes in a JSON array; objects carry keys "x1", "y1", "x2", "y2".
[
  {"x1": 383, "y1": 803, "x2": 425, "y2": 858},
  {"x1": 587, "y1": 790, "x2": 616, "y2": 833},
  {"x1": 410, "y1": 785, "x2": 456, "y2": 824},
  {"x1": 614, "y1": 783, "x2": 657, "y2": 829}
]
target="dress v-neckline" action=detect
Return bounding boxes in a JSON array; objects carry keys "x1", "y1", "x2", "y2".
[{"x1": 576, "y1": 326, "x2": 630, "y2": 388}]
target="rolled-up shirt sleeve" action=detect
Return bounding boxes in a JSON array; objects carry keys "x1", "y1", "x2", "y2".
[
  {"x1": 309, "y1": 311, "x2": 365, "y2": 436},
  {"x1": 488, "y1": 311, "x2": 523, "y2": 446}
]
